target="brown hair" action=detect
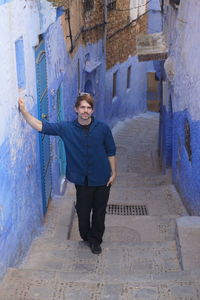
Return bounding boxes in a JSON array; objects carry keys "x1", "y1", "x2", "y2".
[{"x1": 75, "y1": 93, "x2": 94, "y2": 109}]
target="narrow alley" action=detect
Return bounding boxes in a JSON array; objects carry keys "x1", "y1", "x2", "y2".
[{"x1": 1, "y1": 112, "x2": 200, "y2": 300}]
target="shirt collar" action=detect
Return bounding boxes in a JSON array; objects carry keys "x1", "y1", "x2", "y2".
[{"x1": 73, "y1": 116, "x2": 97, "y2": 128}]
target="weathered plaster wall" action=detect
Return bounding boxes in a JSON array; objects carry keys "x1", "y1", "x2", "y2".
[
  {"x1": 163, "y1": 0, "x2": 200, "y2": 214},
  {"x1": 0, "y1": 0, "x2": 57, "y2": 278},
  {"x1": 106, "y1": 11, "x2": 147, "y2": 69},
  {"x1": 105, "y1": 56, "x2": 147, "y2": 126}
]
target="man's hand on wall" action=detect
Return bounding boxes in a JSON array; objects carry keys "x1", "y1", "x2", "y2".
[{"x1": 18, "y1": 97, "x2": 26, "y2": 113}]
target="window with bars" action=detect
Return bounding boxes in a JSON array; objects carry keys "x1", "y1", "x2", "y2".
[
  {"x1": 112, "y1": 71, "x2": 118, "y2": 98},
  {"x1": 84, "y1": 0, "x2": 94, "y2": 12},
  {"x1": 107, "y1": 0, "x2": 116, "y2": 11},
  {"x1": 184, "y1": 119, "x2": 192, "y2": 161},
  {"x1": 127, "y1": 66, "x2": 131, "y2": 89}
]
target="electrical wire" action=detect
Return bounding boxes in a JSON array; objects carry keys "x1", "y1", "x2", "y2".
[
  {"x1": 66, "y1": 3, "x2": 156, "y2": 51},
  {"x1": 107, "y1": 9, "x2": 151, "y2": 40},
  {"x1": 107, "y1": 0, "x2": 153, "y2": 12}
]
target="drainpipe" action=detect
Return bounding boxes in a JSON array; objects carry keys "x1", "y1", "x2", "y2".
[
  {"x1": 103, "y1": 0, "x2": 107, "y2": 55},
  {"x1": 103, "y1": 0, "x2": 108, "y2": 121}
]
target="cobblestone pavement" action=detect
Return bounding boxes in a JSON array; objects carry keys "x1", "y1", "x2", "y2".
[{"x1": 1, "y1": 112, "x2": 200, "y2": 300}]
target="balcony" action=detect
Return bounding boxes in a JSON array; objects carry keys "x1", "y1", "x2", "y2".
[{"x1": 136, "y1": 32, "x2": 168, "y2": 62}]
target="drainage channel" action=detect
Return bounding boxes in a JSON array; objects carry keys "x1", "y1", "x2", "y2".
[{"x1": 107, "y1": 204, "x2": 148, "y2": 216}]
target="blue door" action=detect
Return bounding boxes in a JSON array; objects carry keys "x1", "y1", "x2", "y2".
[
  {"x1": 35, "y1": 37, "x2": 52, "y2": 214},
  {"x1": 57, "y1": 84, "x2": 66, "y2": 177},
  {"x1": 84, "y1": 79, "x2": 93, "y2": 95}
]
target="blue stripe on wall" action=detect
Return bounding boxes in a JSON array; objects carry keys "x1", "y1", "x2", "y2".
[
  {"x1": 15, "y1": 37, "x2": 26, "y2": 89},
  {"x1": 0, "y1": 0, "x2": 12, "y2": 5}
]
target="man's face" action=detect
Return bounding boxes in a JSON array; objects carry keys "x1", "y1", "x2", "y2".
[{"x1": 75, "y1": 100, "x2": 94, "y2": 121}]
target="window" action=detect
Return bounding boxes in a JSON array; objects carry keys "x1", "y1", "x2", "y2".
[
  {"x1": 127, "y1": 66, "x2": 131, "y2": 89},
  {"x1": 15, "y1": 37, "x2": 26, "y2": 89},
  {"x1": 184, "y1": 119, "x2": 192, "y2": 161},
  {"x1": 170, "y1": 0, "x2": 180, "y2": 6},
  {"x1": 107, "y1": 0, "x2": 116, "y2": 11},
  {"x1": 84, "y1": 0, "x2": 94, "y2": 12},
  {"x1": 77, "y1": 59, "x2": 80, "y2": 93},
  {"x1": 112, "y1": 71, "x2": 117, "y2": 98}
]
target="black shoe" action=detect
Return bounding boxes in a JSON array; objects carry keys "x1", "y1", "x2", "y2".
[{"x1": 89, "y1": 243, "x2": 102, "y2": 255}]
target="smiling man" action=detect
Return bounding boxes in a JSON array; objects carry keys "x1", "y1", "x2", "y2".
[{"x1": 18, "y1": 93, "x2": 116, "y2": 255}]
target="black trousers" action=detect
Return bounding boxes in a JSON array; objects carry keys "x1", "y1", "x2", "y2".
[{"x1": 75, "y1": 184, "x2": 111, "y2": 245}]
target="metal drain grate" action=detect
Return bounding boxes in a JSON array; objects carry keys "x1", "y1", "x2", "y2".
[{"x1": 107, "y1": 204, "x2": 148, "y2": 216}]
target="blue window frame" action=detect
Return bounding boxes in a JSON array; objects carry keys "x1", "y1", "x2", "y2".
[{"x1": 15, "y1": 37, "x2": 26, "y2": 89}]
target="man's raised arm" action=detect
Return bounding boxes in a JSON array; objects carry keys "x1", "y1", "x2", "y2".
[{"x1": 18, "y1": 97, "x2": 42, "y2": 132}]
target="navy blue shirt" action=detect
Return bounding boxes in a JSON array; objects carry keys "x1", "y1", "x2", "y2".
[{"x1": 41, "y1": 118, "x2": 116, "y2": 186}]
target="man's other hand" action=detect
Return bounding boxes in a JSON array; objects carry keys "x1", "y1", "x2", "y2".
[{"x1": 107, "y1": 173, "x2": 116, "y2": 186}]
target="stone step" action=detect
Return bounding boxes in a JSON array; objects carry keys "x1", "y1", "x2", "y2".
[
  {"x1": 112, "y1": 114, "x2": 159, "y2": 137},
  {"x1": 109, "y1": 184, "x2": 188, "y2": 217},
  {"x1": 115, "y1": 153, "x2": 161, "y2": 174},
  {"x1": 1, "y1": 268, "x2": 200, "y2": 300},
  {"x1": 19, "y1": 239, "x2": 181, "y2": 275},
  {"x1": 70, "y1": 214, "x2": 178, "y2": 243},
  {"x1": 113, "y1": 172, "x2": 171, "y2": 188},
  {"x1": 26, "y1": 237, "x2": 178, "y2": 250}
]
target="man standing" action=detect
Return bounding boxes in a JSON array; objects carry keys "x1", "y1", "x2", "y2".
[{"x1": 18, "y1": 93, "x2": 116, "y2": 254}]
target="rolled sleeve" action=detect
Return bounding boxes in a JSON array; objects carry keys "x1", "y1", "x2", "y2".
[
  {"x1": 41, "y1": 121, "x2": 62, "y2": 136},
  {"x1": 104, "y1": 127, "x2": 116, "y2": 156}
]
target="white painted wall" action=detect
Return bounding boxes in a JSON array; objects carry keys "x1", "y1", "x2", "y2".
[
  {"x1": 0, "y1": 0, "x2": 56, "y2": 144},
  {"x1": 165, "y1": 0, "x2": 200, "y2": 120},
  {"x1": 130, "y1": 0, "x2": 147, "y2": 21},
  {"x1": 130, "y1": 0, "x2": 138, "y2": 21},
  {"x1": 138, "y1": 0, "x2": 146, "y2": 16}
]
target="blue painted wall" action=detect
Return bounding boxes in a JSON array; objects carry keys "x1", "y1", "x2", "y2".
[
  {"x1": 160, "y1": 105, "x2": 173, "y2": 170},
  {"x1": 160, "y1": 1, "x2": 200, "y2": 215},
  {"x1": 0, "y1": 108, "x2": 43, "y2": 276},
  {"x1": 148, "y1": 0, "x2": 162, "y2": 34},
  {"x1": 147, "y1": 1, "x2": 172, "y2": 171},
  {"x1": 105, "y1": 56, "x2": 147, "y2": 126},
  {"x1": 147, "y1": 0, "x2": 162, "y2": 79},
  {"x1": 172, "y1": 111, "x2": 200, "y2": 215},
  {"x1": 0, "y1": 0, "x2": 59, "y2": 278}
]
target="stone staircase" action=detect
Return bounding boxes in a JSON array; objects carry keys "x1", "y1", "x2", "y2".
[{"x1": 1, "y1": 112, "x2": 200, "y2": 299}]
